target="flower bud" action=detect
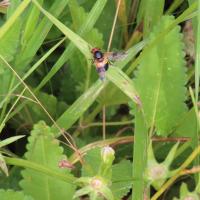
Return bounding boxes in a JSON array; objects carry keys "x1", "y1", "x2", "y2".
[{"x1": 101, "y1": 146, "x2": 115, "y2": 165}]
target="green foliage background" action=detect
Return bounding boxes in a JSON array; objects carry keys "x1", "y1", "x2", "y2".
[{"x1": 0, "y1": 0, "x2": 199, "y2": 200}]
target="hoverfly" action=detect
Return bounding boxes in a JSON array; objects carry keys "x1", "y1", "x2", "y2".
[{"x1": 91, "y1": 48, "x2": 127, "y2": 81}]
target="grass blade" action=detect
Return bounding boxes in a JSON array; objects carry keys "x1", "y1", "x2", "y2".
[
  {"x1": 36, "y1": 0, "x2": 107, "y2": 91},
  {"x1": 32, "y1": 0, "x2": 91, "y2": 59},
  {"x1": 0, "y1": 0, "x2": 30, "y2": 39},
  {"x1": 51, "y1": 81, "x2": 104, "y2": 135},
  {"x1": 106, "y1": 67, "x2": 141, "y2": 105},
  {"x1": 0, "y1": 135, "x2": 25, "y2": 148}
]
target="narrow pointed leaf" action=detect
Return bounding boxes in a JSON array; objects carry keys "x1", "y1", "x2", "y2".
[
  {"x1": 0, "y1": 0, "x2": 30, "y2": 40},
  {"x1": 0, "y1": 135, "x2": 25, "y2": 148},
  {"x1": 106, "y1": 67, "x2": 141, "y2": 105},
  {"x1": 37, "y1": 0, "x2": 107, "y2": 91},
  {"x1": 32, "y1": 0, "x2": 91, "y2": 59},
  {"x1": 0, "y1": 153, "x2": 8, "y2": 176},
  {"x1": 51, "y1": 81, "x2": 104, "y2": 135}
]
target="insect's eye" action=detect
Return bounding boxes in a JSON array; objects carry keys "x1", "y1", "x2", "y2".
[{"x1": 95, "y1": 51, "x2": 103, "y2": 59}]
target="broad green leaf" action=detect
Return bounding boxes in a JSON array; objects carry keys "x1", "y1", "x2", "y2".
[
  {"x1": 51, "y1": 81, "x2": 104, "y2": 135},
  {"x1": 32, "y1": 0, "x2": 91, "y2": 59},
  {"x1": 20, "y1": 121, "x2": 75, "y2": 200},
  {"x1": 174, "y1": 108, "x2": 197, "y2": 146},
  {"x1": 81, "y1": 147, "x2": 101, "y2": 177},
  {"x1": 134, "y1": 16, "x2": 187, "y2": 135},
  {"x1": 0, "y1": 189, "x2": 33, "y2": 200},
  {"x1": 111, "y1": 160, "x2": 132, "y2": 200},
  {"x1": 0, "y1": 135, "x2": 25, "y2": 148}
]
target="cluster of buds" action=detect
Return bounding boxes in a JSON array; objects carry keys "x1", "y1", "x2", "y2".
[{"x1": 74, "y1": 146, "x2": 115, "y2": 199}]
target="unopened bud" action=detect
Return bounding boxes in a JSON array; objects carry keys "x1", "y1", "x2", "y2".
[{"x1": 101, "y1": 146, "x2": 115, "y2": 164}]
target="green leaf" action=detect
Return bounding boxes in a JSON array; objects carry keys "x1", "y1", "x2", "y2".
[
  {"x1": 96, "y1": 41, "x2": 146, "y2": 106},
  {"x1": 32, "y1": 0, "x2": 91, "y2": 59},
  {"x1": 134, "y1": 16, "x2": 187, "y2": 135},
  {"x1": 36, "y1": 0, "x2": 107, "y2": 92},
  {"x1": 22, "y1": 0, "x2": 44, "y2": 44},
  {"x1": 0, "y1": 0, "x2": 30, "y2": 40},
  {"x1": 106, "y1": 67, "x2": 140, "y2": 105},
  {"x1": 132, "y1": 108, "x2": 148, "y2": 200},
  {"x1": 0, "y1": 135, "x2": 25, "y2": 148},
  {"x1": 174, "y1": 108, "x2": 197, "y2": 146},
  {"x1": 68, "y1": 0, "x2": 104, "y2": 87},
  {"x1": 137, "y1": 0, "x2": 165, "y2": 37},
  {"x1": 20, "y1": 121, "x2": 75, "y2": 200},
  {"x1": 0, "y1": 189, "x2": 33, "y2": 200},
  {"x1": 111, "y1": 160, "x2": 132, "y2": 200},
  {"x1": 81, "y1": 147, "x2": 101, "y2": 177},
  {"x1": 0, "y1": 153, "x2": 8, "y2": 176},
  {"x1": 15, "y1": 0, "x2": 69, "y2": 69},
  {"x1": 5, "y1": 157, "x2": 75, "y2": 183},
  {"x1": 52, "y1": 81, "x2": 104, "y2": 135},
  {"x1": 21, "y1": 90, "x2": 67, "y2": 125}
]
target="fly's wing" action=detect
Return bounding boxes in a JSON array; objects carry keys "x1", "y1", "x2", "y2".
[{"x1": 105, "y1": 51, "x2": 128, "y2": 62}]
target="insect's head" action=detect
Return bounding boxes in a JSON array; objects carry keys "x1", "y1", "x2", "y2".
[{"x1": 91, "y1": 47, "x2": 103, "y2": 59}]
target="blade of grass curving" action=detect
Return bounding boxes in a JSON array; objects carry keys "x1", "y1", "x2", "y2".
[
  {"x1": 15, "y1": 0, "x2": 69, "y2": 69},
  {"x1": 0, "y1": 37, "x2": 66, "y2": 108},
  {"x1": 106, "y1": 67, "x2": 141, "y2": 105},
  {"x1": 4, "y1": 157, "x2": 76, "y2": 183},
  {"x1": 0, "y1": 0, "x2": 30, "y2": 39},
  {"x1": 51, "y1": 81, "x2": 104, "y2": 135},
  {"x1": 0, "y1": 135, "x2": 25, "y2": 148},
  {"x1": 22, "y1": 0, "x2": 44, "y2": 44},
  {"x1": 36, "y1": 0, "x2": 107, "y2": 91},
  {"x1": 0, "y1": 88, "x2": 26, "y2": 133},
  {"x1": 32, "y1": 0, "x2": 91, "y2": 59}
]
